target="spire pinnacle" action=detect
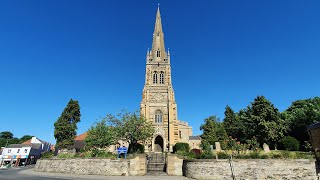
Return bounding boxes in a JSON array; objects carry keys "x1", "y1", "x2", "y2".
[{"x1": 151, "y1": 5, "x2": 166, "y2": 61}]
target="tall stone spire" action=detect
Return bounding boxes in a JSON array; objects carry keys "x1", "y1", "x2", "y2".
[
  {"x1": 141, "y1": 6, "x2": 181, "y2": 152},
  {"x1": 150, "y1": 6, "x2": 167, "y2": 62}
]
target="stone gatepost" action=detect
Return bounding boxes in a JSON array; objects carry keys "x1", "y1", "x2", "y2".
[{"x1": 166, "y1": 154, "x2": 183, "y2": 176}]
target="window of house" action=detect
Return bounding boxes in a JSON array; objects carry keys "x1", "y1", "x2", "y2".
[
  {"x1": 160, "y1": 71, "x2": 164, "y2": 84},
  {"x1": 157, "y1": 50, "x2": 160, "y2": 57},
  {"x1": 17, "y1": 149, "x2": 20, "y2": 153},
  {"x1": 24, "y1": 149, "x2": 28, "y2": 153},
  {"x1": 8, "y1": 149, "x2": 11, "y2": 153},
  {"x1": 155, "y1": 110, "x2": 163, "y2": 124},
  {"x1": 153, "y1": 71, "x2": 158, "y2": 84},
  {"x1": 179, "y1": 131, "x2": 182, "y2": 139}
]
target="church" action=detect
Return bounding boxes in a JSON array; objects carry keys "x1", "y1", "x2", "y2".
[{"x1": 140, "y1": 7, "x2": 201, "y2": 153}]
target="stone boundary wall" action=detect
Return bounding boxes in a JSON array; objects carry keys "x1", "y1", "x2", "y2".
[
  {"x1": 35, "y1": 155, "x2": 147, "y2": 176},
  {"x1": 166, "y1": 154, "x2": 183, "y2": 176},
  {"x1": 183, "y1": 159, "x2": 317, "y2": 180}
]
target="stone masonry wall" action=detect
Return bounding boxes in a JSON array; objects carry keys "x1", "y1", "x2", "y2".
[
  {"x1": 184, "y1": 159, "x2": 317, "y2": 180},
  {"x1": 129, "y1": 155, "x2": 147, "y2": 176},
  {"x1": 35, "y1": 156, "x2": 147, "y2": 176},
  {"x1": 166, "y1": 154, "x2": 183, "y2": 176}
]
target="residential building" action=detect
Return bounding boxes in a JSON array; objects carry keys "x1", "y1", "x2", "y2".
[{"x1": 0, "y1": 137, "x2": 51, "y2": 167}]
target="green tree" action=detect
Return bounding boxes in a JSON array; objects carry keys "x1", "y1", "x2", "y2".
[
  {"x1": 283, "y1": 97, "x2": 320, "y2": 149},
  {"x1": 54, "y1": 99, "x2": 81, "y2": 149},
  {"x1": 106, "y1": 111, "x2": 154, "y2": 153},
  {"x1": 237, "y1": 107, "x2": 254, "y2": 142},
  {"x1": 200, "y1": 116, "x2": 227, "y2": 146},
  {"x1": 0, "y1": 131, "x2": 13, "y2": 139},
  {"x1": 19, "y1": 135, "x2": 33, "y2": 143},
  {"x1": 223, "y1": 106, "x2": 239, "y2": 138},
  {"x1": 0, "y1": 139, "x2": 7, "y2": 147},
  {"x1": 85, "y1": 119, "x2": 116, "y2": 150},
  {"x1": 8, "y1": 138, "x2": 20, "y2": 145},
  {"x1": 245, "y1": 96, "x2": 287, "y2": 144}
]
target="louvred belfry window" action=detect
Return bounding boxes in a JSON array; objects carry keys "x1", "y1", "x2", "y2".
[
  {"x1": 153, "y1": 71, "x2": 158, "y2": 84},
  {"x1": 160, "y1": 71, "x2": 164, "y2": 84}
]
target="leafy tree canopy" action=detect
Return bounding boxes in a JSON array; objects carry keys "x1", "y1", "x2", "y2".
[
  {"x1": 0, "y1": 131, "x2": 13, "y2": 139},
  {"x1": 200, "y1": 115, "x2": 227, "y2": 145},
  {"x1": 54, "y1": 99, "x2": 81, "y2": 149},
  {"x1": 85, "y1": 119, "x2": 117, "y2": 150},
  {"x1": 105, "y1": 111, "x2": 154, "y2": 153},
  {"x1": 223, "y1": 106, "x2": 240, "y2": 139},
  {"x1": 250, "y1": 96, "x2": 287, "y2": 143},
  {"x1": 223, "y1": 96, "x2": 287, "y2": 146},
  {"x1": 19, "y1": 135, "x2": 33, "y2": 143},
  {"x1": 282, "y1": 97, "x2": 320, "y2": 147}
]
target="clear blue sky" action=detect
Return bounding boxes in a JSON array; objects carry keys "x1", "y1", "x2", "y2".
[{"x1": 1, "y1": 1, "x2": 320, "y2": 144}]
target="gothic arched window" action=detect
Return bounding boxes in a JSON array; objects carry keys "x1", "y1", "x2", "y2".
[
  {"x1": 160, "y1": 71, "x2": 164, "y2": 84},
  {"x1": 153, "y1": 71, "x2": 158, "y2": 84},
  {"x1": 155, "y1": 110, "x2": 163, "y2": 124}
]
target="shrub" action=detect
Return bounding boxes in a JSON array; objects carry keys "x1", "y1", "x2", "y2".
[
  {"x1": 248, "y1": 151, "x2": 260, "y2": 159},
  {"x1": 41, "y1": 151, "x2": 53, "y2": 159},
  {"x1": 279, "y1": 136, "x2": 300, "y2": 151},
  {"x1": 131, "y1": 143, "x2": 144, "y2": 153},
  {"x1": 73, "y1": 152, "x2": 85, "y2": 158},
  {"x1": 173, "y1": 142, "x2": 190, "y2": 153},
  {"x1": 191, "y1": 149, "x2": 202, "y2": 155},
  {"x1": 295, "y1": 152, "x2": 314, "y2": 159},
  {"x1": 57, "y1": 153, "x2": 75, "y2": 158},
  {"x1": 246, "y1": 137, "x2": 260, "y2": 152},
  {"x1": 280, "y1": 151, "x2": 290, "y2": 158},
  {"x1": 96, "y1": 151, "x2": 116, "y2": 158},
  {"x1": 217, "y1": 152, "x2": 229, "y2": 159},
  {"x1": 259, "y1": 154, "x2": 269, "y2": 159},
  {"x1": 269, "y1": 153, "x2": 282, "y2": 159},
  {"x1": 185, "y1": 152, "x2": 197, "y2": 159},
  {"x1": 201, "y1": 152, "x2": 214, "y2": 159}
]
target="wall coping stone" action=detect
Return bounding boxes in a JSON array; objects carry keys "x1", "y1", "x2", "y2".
[{"x1": 184, "y1": 159, "x2": 315, "y2": 162}]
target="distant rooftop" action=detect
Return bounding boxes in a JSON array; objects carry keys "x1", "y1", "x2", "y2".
[
  {"x1": 75, "y1": 132, "x2": 87, "y2": 141},
  {"x1": 307, "y1": 122, "x2": 320, "y2": 131},
  {"x1": 189, "y1": 136, "x2": 201, "y2": 140}
]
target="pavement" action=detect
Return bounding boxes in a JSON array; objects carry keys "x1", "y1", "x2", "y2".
[{"x1": 0, "y1": 166, "x2": 192, "y2": 180}]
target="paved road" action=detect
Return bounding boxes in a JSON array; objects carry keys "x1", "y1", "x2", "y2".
[{"x1": 0, "y1": 166, "x2": 191, "y2": 180}]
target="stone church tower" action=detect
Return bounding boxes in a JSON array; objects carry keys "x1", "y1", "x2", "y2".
[{"x1": 140, "y1": 7, "x2": 199, "y2": 153}]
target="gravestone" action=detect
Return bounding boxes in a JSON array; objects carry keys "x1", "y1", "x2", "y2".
[
  {"x1": 263, "y1": 143, "x2": 270, "y2": 153},
  {"x1": 215, "y1": 142, "x2": 221, "y2": 152}
]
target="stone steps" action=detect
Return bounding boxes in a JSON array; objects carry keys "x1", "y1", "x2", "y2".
[{"x1": 147, "y1": 153, "x2": 166, "y2": 174}]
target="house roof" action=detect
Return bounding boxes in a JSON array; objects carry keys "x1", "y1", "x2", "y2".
[
  {"x1": 73, "y1": 140, "x2": 85, "y2": 149},
  {"x1": 189, "y1": 136, "x2": 201, "y2": 140},
  {"x1": 307, "y1": 122, "x2": 320, "y2": 131},
  {"x1": 7, "y1": 144, "x2": 31, "y2": 148},
  {"x1": 22, "y1": 139, "x2": 32, "y2": 145},
  {"x1": 75, "y1": 132, "x2": 87, "y2": 140},
  {"x1": 22, "y1": 137, "x2": 48, "y2": 145}
]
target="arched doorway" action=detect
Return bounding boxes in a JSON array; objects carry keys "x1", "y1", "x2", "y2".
[{"x1": 154, "y1": 135, "x2": 164, "y2": 152}]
